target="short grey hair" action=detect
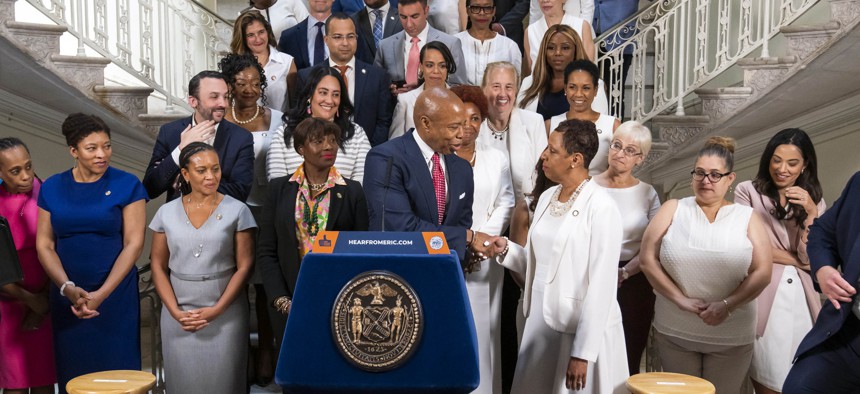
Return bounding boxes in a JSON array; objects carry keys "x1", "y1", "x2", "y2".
[
  {"x1": 614, "y1": 120, "x2": 652, "y2": 157},
  {"x1": 481, "y1": 61, "x2": 521, "y2": 91}
]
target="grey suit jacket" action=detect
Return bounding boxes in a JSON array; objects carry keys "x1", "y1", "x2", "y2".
[{"x1": 372, "y1": 26, "x2": 468, "y2": 86}]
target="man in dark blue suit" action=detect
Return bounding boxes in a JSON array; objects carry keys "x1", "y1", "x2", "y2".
[
  {"x1": 277, "y1": 0, "x2": 334, "y2": 70},
  {"x1": 783, "y1": 172, "x2": 860, "y2": 393},
  {"x1": 351, "y1": 0, "x2": 402, "y2": 64},
  {"x1": 142, "y1": 71, "x2": 254, "y2": 202},
  {"x1": 298, "y1": 13, "x2": 392, "y2": 146},
  {"x1": 363, "y1": 87, "x2": 497, "y2": 268}
]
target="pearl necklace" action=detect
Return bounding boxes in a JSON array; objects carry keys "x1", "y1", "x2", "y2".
[
  {"x1": 487, "y1": 121, "x2": 509, "y2": 141},
  {"x1": 231, "y1": 105, "x2": 261, "y2": 125},
  {"x1": 549, "y1": 178, "x2": 589, "y2": 217}
]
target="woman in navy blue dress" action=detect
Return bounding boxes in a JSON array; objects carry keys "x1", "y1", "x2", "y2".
[{"x1": 36, "y1": 113, "x2": 148, "y2": 393}]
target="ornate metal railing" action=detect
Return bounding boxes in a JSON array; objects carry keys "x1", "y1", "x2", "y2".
[
  {"x1": 138, "y1": 263, "x2": 165, "y2": 393},
  {"x1": 596, "y1": 0, "x2": 819, "y2": 121},
  {"x1": 23, "y1": 0, "x2": 234, "y2": 113}
]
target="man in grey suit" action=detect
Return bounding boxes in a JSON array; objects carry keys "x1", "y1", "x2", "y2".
[
  {"x1": 372, "y1": 0, "x2": 467, "y2": 95},
  {"x1": 351, "y1": 0, "x2": 402, "y2": 64}
]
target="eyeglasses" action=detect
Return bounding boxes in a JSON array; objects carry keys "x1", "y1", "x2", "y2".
[
  {"x1": 468, "y1": 5, "x2": 495, "y2": 14},
  {"x1": 609, "y1": 141, "x2": 642, "y2": 157},
  {"x1": 691, "y1": 170, "x2": 731, "y2": 183}
]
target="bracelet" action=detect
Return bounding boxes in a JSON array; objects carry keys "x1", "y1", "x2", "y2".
[
  {"x1": 722, "y1": 299, "x2": 732, "y2": 316},
  {"x1": 500, "y1": 236, "x2": 510, "y2": 257},
  {"x1": 467, "y1": 229, "x2": 477, "y2": 248},
  {"x1": 60, "y1": 281, "x2": 75, "y2": 296},
  {"x1": 273, "y1": 296, "x2": 292, "y2": 315},
  {"x1": 620, "y1": 267, "x2": 629, "y2": 280}
]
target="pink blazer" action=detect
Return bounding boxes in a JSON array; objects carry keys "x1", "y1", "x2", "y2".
[{"x1": 734, "y1": 180, "x2": 824, "y2": 336}]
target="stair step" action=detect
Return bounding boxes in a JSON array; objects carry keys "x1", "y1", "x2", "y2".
[
  {"x1": 737, "y1": 56, "x2": 797, "y2": 93},
  {"x1": 828, "y1": 0, "x2": 860, "y2": 28},
  {"x1": 138, "y1": 113, "x2": 189, "y2": 139},
  {"x1": 2, "y1": 21, "x2": 67, "y2": 64},
  {"x1": 0, "y1": 0, "x2": 15, "y2": 24},
  {"x1": 781, "y1": 22, "x2": 840, "y2": 60},
  {"x1": 50, "y1": 55, "x2": 112, "y2": 94},
  {"x1": 94, "y1": 85, "x2": 155, "y2": 122},
  {"x1": 695, "y1": 87, "x2": 753, "y2": 121}
]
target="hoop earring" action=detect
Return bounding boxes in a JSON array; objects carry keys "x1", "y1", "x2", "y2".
[{"x1": 306, "y1": 99, "x2": 312, "y2": 115}]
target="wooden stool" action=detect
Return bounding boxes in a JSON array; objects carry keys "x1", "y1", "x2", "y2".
[
  {"x1": 66, "y1": 370, "x2": 156, "y2": 394},
  {"x1": 626, "y1": 372, "x2": 716, "y2": 394}
]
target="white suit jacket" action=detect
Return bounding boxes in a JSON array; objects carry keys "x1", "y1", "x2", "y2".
[
  {"x1": 498, "y1": 181, "x2": 623, "y2": 362},
  {"x1": 478, "y1": 108, "x2": 547, "y2": 203}
]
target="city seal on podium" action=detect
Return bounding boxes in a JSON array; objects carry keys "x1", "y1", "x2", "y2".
[{"x1": 331, "y1": 270, "x2": 423, "y2": 372}]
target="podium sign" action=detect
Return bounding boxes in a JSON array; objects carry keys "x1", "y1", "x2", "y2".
[{"x1": 276, "y1": 232, "x2": 479, "y2": 394}]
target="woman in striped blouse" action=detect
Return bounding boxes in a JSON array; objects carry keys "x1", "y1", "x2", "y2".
[{"x1": 266, "y1": 67, "x2": 371, "y2": 183}]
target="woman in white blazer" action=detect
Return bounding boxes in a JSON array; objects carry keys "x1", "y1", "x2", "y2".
[
  {"x1": 480, "y1": 62, "x2": 548, "y2": 204},
  {"x1": 493, "y1": 118, "x2": 628, "y2": 394},
  {"x1": 451, "y1": 85, "x2": 515, "y2": 394}
]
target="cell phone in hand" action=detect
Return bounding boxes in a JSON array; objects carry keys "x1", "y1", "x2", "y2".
[{"x1": 393, "y1": 80, "x2": 407, "y2": 88}]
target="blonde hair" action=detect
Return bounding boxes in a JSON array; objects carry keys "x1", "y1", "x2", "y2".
[
  {"x1": 614, "y1": 121, "x2": 652, "y2": 156},
  {"x1": 520, "y1": 25, "x2": 588, "y2": 109},
  {"x1": 482, "y1": 61, "x2": 521, "y2": 91},
  {"x1": 698, "y1": 136, "x2": 736, "y2": 171},
  {"x1": 231, "y1": 10, "x2": 277, "y2": 55}
]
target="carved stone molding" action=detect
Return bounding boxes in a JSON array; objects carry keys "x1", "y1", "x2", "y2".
[
  {"x1": 138, "y1": 113, "x2": 187, "y2": 139},
  {"x1": 94, "y1": 86, "x2": 154, "y2": 122},
  {"x1": 782, "y1": 23, "x2": 839, "y2": 60},
  {"x1": 829, "y1": 0, "x2": 860, "y2": 27},
  {"x1": 0, "y1": 0, "x2": 15, "y2": 24},
  {"x1": 51, "y1": 56, "x2": 111, "y2": 94},
  {"x1": 659, "y1": 125, "x2": 706, "y2": 147}
]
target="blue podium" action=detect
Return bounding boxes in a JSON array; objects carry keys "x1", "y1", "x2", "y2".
[{"x1": 275, "y1": 231, "x2": 480, "y2": 394}]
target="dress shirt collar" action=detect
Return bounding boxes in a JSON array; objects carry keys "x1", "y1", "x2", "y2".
[
  {"x1": 191, "y1": 115, "x2": 218, "y2": 145},
  {"x1": 408, "y1": 22, "x2": 430, "y2": 44},
  {"x1": 308, "y1": 14, "x2": 327, "y2": 28},
  {"x1": 412, "y1": 128, "x2": 438, "y2": 165},
  {"x1": 366, "y1": 1, "x2": 390, "y2": 17},
  {"x1": 328, "y1": 57, "x2": 356, "y2": 70}
]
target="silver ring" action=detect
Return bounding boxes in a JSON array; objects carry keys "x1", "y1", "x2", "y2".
[{"x1": 483, "y1": 240, "x2": 491, "y2": 247}]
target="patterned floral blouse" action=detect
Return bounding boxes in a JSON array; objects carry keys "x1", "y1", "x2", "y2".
[{"x1": 291, "y1": 164, "x2": 346, "y2": 258}]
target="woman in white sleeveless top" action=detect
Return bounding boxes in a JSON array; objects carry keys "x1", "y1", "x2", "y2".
[
  {"x1": 547, "y1": 60, "x2": 619, "y2": 175},
  {"x1": 640, "y1": 137, "x2": 772, "y2": 394},
  {"x1": 524, "y1": 0, "x2": 595, "y2": 71}
]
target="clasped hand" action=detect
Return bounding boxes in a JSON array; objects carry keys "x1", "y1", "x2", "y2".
[
  {"x1": 173, "y1": 306, "x2": 221, "y2": 332},
  {"x1": 676, "y1": 296, "x2": 731, "y2": 326},
  {"x1": 65, "y1": 287, "x2": 100, "y2": 319}
]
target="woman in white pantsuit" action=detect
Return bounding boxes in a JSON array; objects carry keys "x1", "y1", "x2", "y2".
[
  {"x1": 493, "y1": 118, "x2": 628, "y2": 394},
  {"x1": 452, "y1": 85, "x2": 515, "y2": 394}
]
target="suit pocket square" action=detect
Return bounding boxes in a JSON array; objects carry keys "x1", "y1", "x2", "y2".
[{"x1": 459, "y1": 192, "x2": 466, "y2": 200}]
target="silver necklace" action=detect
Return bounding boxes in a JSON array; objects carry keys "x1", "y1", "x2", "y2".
[
  {"x1": 549, "y1": 178, "x2": 589, "y2": 217},
  {"x1": 183, "y1": 197, "x2": 219, "y2": 257}
]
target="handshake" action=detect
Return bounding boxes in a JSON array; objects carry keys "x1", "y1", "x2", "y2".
[{"x1": 465, "y1": 230, "x2": 511, "y2": 273}]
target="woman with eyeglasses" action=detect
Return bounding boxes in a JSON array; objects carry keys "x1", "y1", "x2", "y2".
[
  {"x1": 454, "y1": 0, "x2": 522, "y2": 86},
  {"x1": 592, "y1": 121, "x2": 660, "y2": 375},
  {"x1": 734, "y1": 129, "x2": 825, "y2": 394},
  {"x1": 640, "y1": 136, "x2": 772, "y2": 393},
  {"x1": 389, "y1": 41, "x2": 457, "y2": 138},
  {"x1": 548, "y1": 60, "x2": 618, "y2": 175}
]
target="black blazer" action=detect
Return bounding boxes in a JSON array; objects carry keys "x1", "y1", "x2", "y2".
[
  {"x1": 352, "y1": 6, "x2": 403, "y2": 65},
  {"x1": 257, "y1": 176, "x2": 369, "y2": 306},
  {"x1": 142, "y1": 117, "x2": 254, "y2": 202},
  {"x1": 297, "y1": 60, "x2": 392, "y2": 146},
  {"x1": 277, "y1": 18, "x2": 324, "y2": 71},
  {"x1": 495, "y1": 0, "x2": 529, "y2": 51}
]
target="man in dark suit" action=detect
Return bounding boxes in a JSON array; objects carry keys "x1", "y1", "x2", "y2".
[
  {"x1": 373, "y1": 0, "x2": 468, "y2": 94},
  {"x1": 277, "y1": 0, "x2": 334, "y2": 70},
  {"x1": 364, "y1": 87, "x2": 497, "y2": 267},
  {"x1": 783, "y1": 172, "x2": 860, "y2": 393},
  {"x1": 491, "y1": 0, "x2": 529, "y2": 51},
  {"x1": 298, "y1": 13, "x2": 392, "y2": 146},
  {"x1": 351, "y1": 0, "x2": 402, "y2": 64},
  {"x1": 143, "y1": 71, "x2": 254, "y2": 202}
]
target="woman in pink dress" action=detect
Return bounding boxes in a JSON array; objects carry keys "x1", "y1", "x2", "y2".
[{"x1": 0, "y1": 137, "x2": 56, "y2": 394}]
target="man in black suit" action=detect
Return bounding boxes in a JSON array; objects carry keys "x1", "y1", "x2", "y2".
[
  {"x1": 491, "y1": 0, "x2": 529, "y2": 51},
  {"x1": 277, "y1": 0, "x2": 334, "y2": 70},
  {"x1": 298, "y1": 13, "x2": 392, "y2": 146},
  {"x1": 351, "y1": 0, "x2": 402, "y2": 64},
  {"x1": 143, "y1": 71, "x2": 254, "y2": 202}
]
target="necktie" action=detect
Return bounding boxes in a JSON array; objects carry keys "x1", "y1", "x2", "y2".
[
  {"x1": 406, "y1": 37, "x2": 420, "y2": 86},
  {"x1": 336, "y1": 65, "x2": 350, "y2": 92},
  {"x1": 313, "y1": 21, "x2": 325, "y2": 65},
  {"x1": 431, "y1": 153, "x2": 446, "y2": 225},
  {"x1": 372, "y1": 9, "x2": 384, "y2": 46}
]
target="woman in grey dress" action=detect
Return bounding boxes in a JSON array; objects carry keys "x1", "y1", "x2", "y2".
[{"x1": 149, "y1": 142, "x2": 256, "y2": 393}]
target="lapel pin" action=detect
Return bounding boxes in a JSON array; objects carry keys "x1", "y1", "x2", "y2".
[
  {"x1": 361, "y1": 68, "x2": 366, "y2": 74},
  {"x1": 572, "y1": 210, "x2": 579, "y2": 217},
  {"x1": 337, "y1": 192, "x2": 343, "y2": 198},
  {"x1": 216, "y1": 214, "x2": 222, "y2": 220},
  {"x1": 271, "y1": 76, "x2": 276, "y2": 81},
  {"x1": 105, "y1": 191, "x2": 111, "y2": 196},
  {"x1": 597, "y1": 129, "x2": 603, "y2": 134}
]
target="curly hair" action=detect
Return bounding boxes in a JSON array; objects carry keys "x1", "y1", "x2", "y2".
[
  {"x1": 231, "y1": 10, "x2": 278, "y2": 55},
  {"x1": 61, "y1": 113, "x2": 110, "y2": 148},
  {"x1": 450, "y1": 85, "x2": 488, "y2": 119},
  {"x1": 283, "y1": 67, "x2": 355, "y2": 151},
  {"x1": 219, "y1": 52, "x2": 269, "y2": 107},
  {"x1": 554, "y1": 118, "x2": 599, "y2": 168}
]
